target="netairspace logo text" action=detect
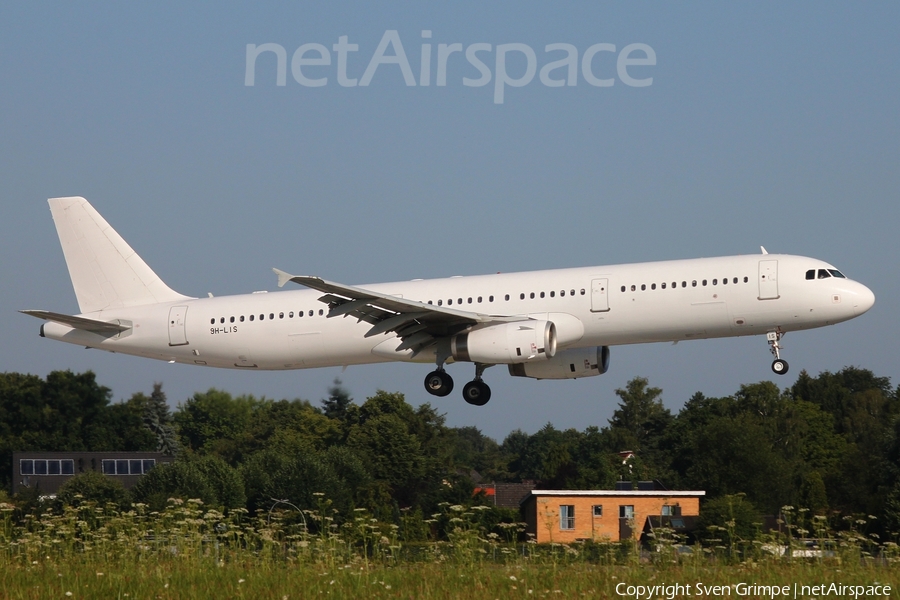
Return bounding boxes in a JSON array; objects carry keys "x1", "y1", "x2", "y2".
[{"x1": 245, "y1": 30, "x2": 656, "y2": 104}]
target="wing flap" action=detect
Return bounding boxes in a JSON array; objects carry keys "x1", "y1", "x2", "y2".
[{"x1": 273, "y1": 269, "x2": 528, "y2": 352}]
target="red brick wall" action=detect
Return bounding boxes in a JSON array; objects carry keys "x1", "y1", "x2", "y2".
[{"x1": 526, "y1": 495, "x2": 700, "y2": 543}]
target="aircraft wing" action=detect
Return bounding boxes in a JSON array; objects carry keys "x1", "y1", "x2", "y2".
[
  {"x1": 20, "y1": 310, "x2": 131, "y2": 335},
  {"x1": 274, "y1": 269, "x2": 525, "y2": 355}
]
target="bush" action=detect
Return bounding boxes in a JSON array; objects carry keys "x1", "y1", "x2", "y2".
[
  {"x1": 130, "y1": 461, "x2": 216, "y2": 511},
  {"x1": 56, "y1": 470, "x2": 129, "y2": 508}
]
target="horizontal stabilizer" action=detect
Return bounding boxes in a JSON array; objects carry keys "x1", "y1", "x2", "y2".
[{"x1": 20, "y1": 310, "x2": 131, "y2": 335}]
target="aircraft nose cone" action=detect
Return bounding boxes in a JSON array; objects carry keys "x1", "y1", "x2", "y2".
[{"x1": 854, "y1": 284, "x2": 875, "y2": 315}]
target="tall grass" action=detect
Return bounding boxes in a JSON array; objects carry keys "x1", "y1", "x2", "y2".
[{"x1": 0, "y1": 499, "x2": 897, "y2": 599}]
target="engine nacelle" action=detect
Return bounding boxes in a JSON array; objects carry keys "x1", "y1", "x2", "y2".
[
  {"x1": 451, "y1": 321, "x2": 557, "y2": 364},
  {"x1": 508, "y1": 346, "x2": 610, "y2": 380}
]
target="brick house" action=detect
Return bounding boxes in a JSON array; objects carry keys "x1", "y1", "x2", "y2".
[{"x1": 522, "y1": 489, "x2": 705, "y2": 543}]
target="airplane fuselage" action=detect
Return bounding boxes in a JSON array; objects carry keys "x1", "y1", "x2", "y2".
[{"x1": 41, "y1": 253, "x2": 873, "y2": 371}]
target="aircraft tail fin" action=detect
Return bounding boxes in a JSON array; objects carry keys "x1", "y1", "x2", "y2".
[{"x1": 48, "y1": 196, "x2": 191, "y2": 313}]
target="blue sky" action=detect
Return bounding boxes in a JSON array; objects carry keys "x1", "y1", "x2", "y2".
[{"x1": 2, "y1": 3, "x2": 897, "y2": 441}]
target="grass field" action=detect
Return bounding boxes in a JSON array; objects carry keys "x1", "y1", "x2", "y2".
[{"x1": 1, "y1": 500, "x2": 897, "y2": 599}]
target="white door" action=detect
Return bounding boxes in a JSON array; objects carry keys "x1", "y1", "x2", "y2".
[
  {"x1": 168, "y1": 306, "x2": 189, "y2": 346},
  {"x1": 591, "y1": 278, "x2": 610, "y2": 312},
  {"x1": 758, "y1": 260, "x2": 779, "y2": 300}
]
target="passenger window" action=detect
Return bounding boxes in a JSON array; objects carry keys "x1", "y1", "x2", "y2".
[
  {"x1": 250, "y1": 315, "x2": 255, "y2": 321},
  {"x1": 505, "y1": 294, "x2": 510, "y2": 301},
  {"x1": 520, "y1": 293, "x2": 525, "y2": 300},
  {"x1": 230, "y1": 316, "x2": 235, "y2": 323},
  {"x1": 428, "y1": 300, "x2": 433, "y2": 304},
  {"x1": 734, "y1": 277, "x2": 738, "y2": 284},
  {"x1": 319, "y1": 309, "x2": 324, "y2": 315},
  {"x1": 580, "y1": 289, "x2": 585, "y2": 295},
  {"x1": 279, "y1": 312, "x2": 284, "y2": 319},
  {"x1": 448, "y1": 299, "x2": 453, "y2": 305},
  {"x1": 631, "y1": 285, "x2": 636, "y2": 292},
  {"x1": 672, "y1": 282, "x2": 677, "y2": 289},
  {"x1": 540, "y1": 292, "x2": 545, "y2": 298},
  {"x1": 489, "y1": 296, "x2": 494, "y2": 302},
  {"x1": 712, "y1": 279, "x2": 717, "y2": 285},
  {"x1": 240, "y1": 316, "x2": 245, "y2": 322},
  {"x1": 269, "y1": 313, "x2": 275, "y2": 320},
  {"x1": 210, "y1": 318, "x2": 215, "y2": 325},
  {"x1": 309, "y1": 310, "x2": 314, "y2": 316},
  {"x1": 288, "y1": 312, "x2": 293, "y2": 318},
  {"x1": 220, "y1": 317, "x2": 225, "y2": 324},
  {"x1": 806, "y1": 269, "x2": 816, "y2": 280},
  {"x1": 692, "y1": 280, "x2": 697, "y2": 287},
  {"x1": 651, "y1": 283, "x2": 656, "y2": 290},
  {"x1": 298, "y1": 311, "x2": 303, "y2": 317},
  {"x1": 743, "y1": 277, "x2": 748, "y2": 283},
  {"x1": 259, "y1": 314, "x2": 265, "y2": 320},
  {"x1": 722, "y1": 278, "x2": 727, "y2": 285},
  {"x1": 620, "y1": 286, "x2": 626, "y2": 292},
  {"x1": 641, "y1": 284, "x2": 646, "y2": 291},
  {"x1": 467, "y1": 297, "x2": 473, "y2": 304},
  {"x1": 818, "y1": 269, "x2": 831, "y2": 279},
  {"x1": 550, "y1": 291, "x2": 555, "y2": 297},
  {"x1": 438, "y1": 300, "x2": 442, "y2": 306},
  {"x1": 682, "y1": 281, "x2": 687, "y2": 288},
  {"x1": 561, "y1": 290, "x2": 566, "y2": 296},
  {"x1": 661, "y1": 282, "x2": 666, "y2": 289},
  {"x1": 458, "y1": 298, "x2": 462, "y2": 304},
  {"x1": 702, "y1": 280, "x2": 707, "y2": 286},
  {"x1": 476, "y1": 297, "x2": 481, "y2": 303},
  {"x1": 530, "y1": 292, "x2": 535, "y2": 299}
]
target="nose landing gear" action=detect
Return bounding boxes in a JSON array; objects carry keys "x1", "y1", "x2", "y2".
[{"x1": 767, "y1": 331, "x2": 789, "y2": 375}]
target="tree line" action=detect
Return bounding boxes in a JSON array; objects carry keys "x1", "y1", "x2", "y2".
[{"x1": 1, "y1": 367, "x2": 898, "y2": 537}]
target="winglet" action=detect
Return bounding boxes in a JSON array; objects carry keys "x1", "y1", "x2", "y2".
[
  {"x1": 760, "y1": 246, "x2": 768, "y2": 255},
  {"x1": 273, "y1": 268, "x2": 295, "y2": 288}
]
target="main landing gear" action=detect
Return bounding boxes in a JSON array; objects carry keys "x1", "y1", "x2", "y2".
[
  {"x1": 767, "y1": 331, "x2": 789, "y2": 375},
  {"x1": 424, "y1": 363, "x2": 493, "y2": 406}
]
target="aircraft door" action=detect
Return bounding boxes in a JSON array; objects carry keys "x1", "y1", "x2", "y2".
[
  {"x1": 590, "y1": 278, "x2": 610, "y2": 312},
  {"x1": 168, "y1": 306, "x2": 189, "y2": 346},
  {"x1": 758, "y1": 260, "x2": 779, "y2": 300}
]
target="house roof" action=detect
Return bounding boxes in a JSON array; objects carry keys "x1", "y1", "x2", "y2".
[{"x1": 526, "y1": 490, "x2": 705, "y2": 498}]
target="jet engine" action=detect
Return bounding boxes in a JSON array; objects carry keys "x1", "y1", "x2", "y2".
[
  {"x1": 451, "y1": 321, "x2": 557, "y2": 364},
  {"x1": 508, "y1": 346, "x2": 610, "y2": 379}
]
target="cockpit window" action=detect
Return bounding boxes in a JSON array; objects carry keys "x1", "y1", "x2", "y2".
[
  {"x1": 829, "y1": 269, "x2": 846, "y2": 278},
  {"x1": 806, "y1": 270, "x2": 815, "y2": 280},
  {"x1": 817, "y1": 269, "x2": 832, "y2": 279}
]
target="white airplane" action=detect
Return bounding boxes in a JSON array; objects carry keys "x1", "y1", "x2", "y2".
[{"x1": 23, "y1": 197, "x2": 875, "y2": 406}]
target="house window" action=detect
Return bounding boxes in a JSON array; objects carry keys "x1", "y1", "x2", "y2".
[
  {"x1": 619, "y1": 505, "x2": 634, "y2": 519},
  {"x1": 19, "y1": 459, "x2": 75, "y2": 476},
  {"x1": 592, "y1": 505, "x2": 603, "y2": 517},
  {"x1": 560, "y1": 505, "x2": 575, "y2": 530},
  {"x1": 661, "y1": 505, "x2": 676, "y2": 516},
  {"x1": 101, "y1": 458, "x2": 156, "y2": 475}
]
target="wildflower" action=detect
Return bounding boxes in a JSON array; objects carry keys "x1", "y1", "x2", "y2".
[
  {"x1": 65, "y1": 593, "x2": 72, "y2": 597},
  {"x1": 510, "y1": 576, "x2": 517, "y2": 581},
  {"x1": 239, "y1": 579, "x2": 245, "y2": 584}
]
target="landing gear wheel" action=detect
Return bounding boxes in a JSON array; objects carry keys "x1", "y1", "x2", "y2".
[
  {"x1": 462, "y1": 380, "x2": 491, "y2": 406},
  {"x1": 771, "y1": 359, "x2": 789, "y2": 375},
  {"x1": 424, "y1": 370, "x2": 453, "y2": 397}
]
